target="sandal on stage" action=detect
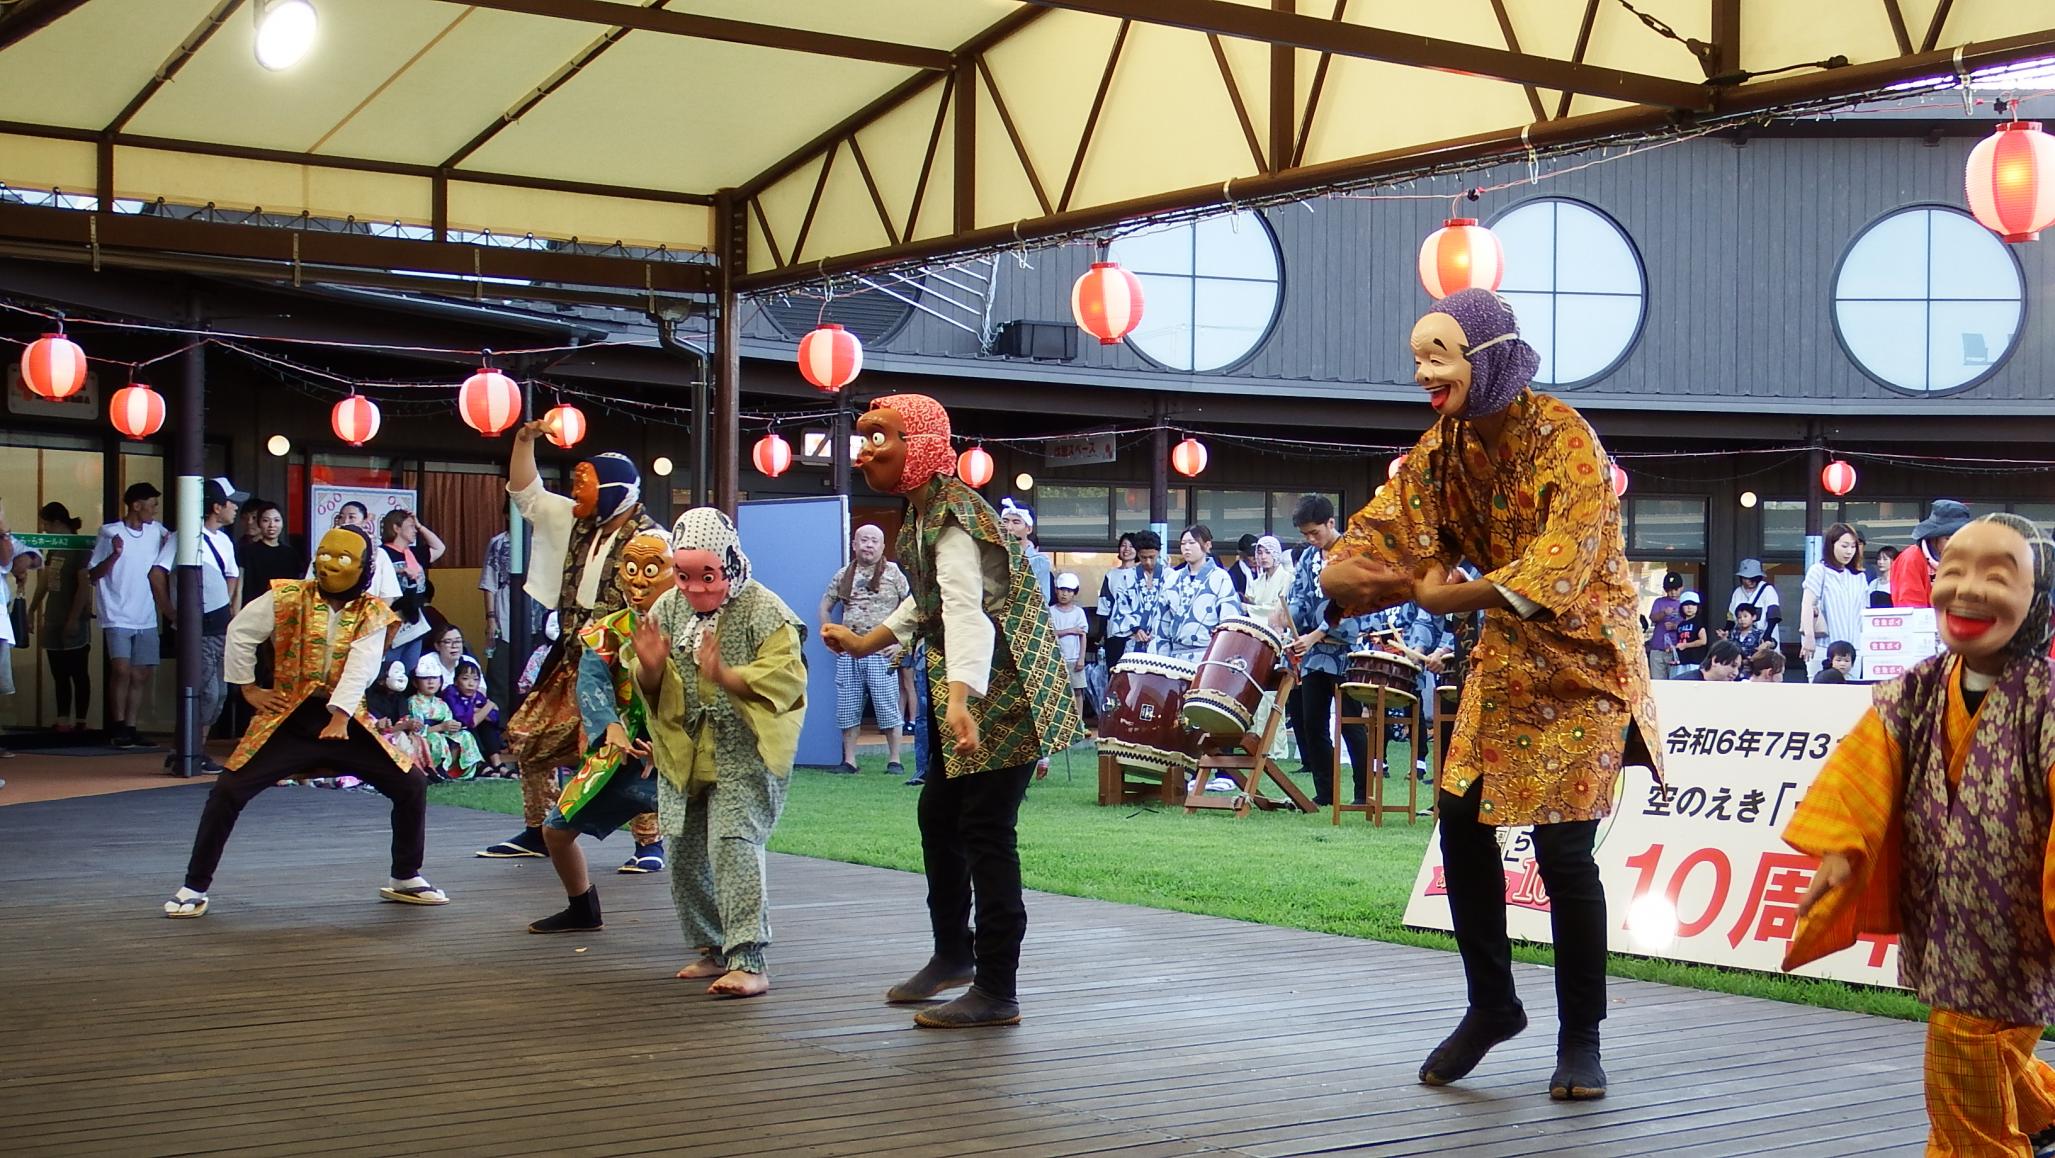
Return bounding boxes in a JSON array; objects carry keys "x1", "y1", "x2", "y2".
[
  {"x1": 617, "y1": 840, "x2": 665, "y2": 874},
  {"x1": 162, "y1": 893, "x2": 209, "y2": 919},
  {"x1": 378, "y1": 884, "x2": 449, "y2": 906}
]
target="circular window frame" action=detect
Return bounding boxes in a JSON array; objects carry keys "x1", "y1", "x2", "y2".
[
  {"x1": 1485, "y1": 196, "x2": 1649, "y2": 390},
  {"x1": 1110, "y1": 209, "x2": 1287, "y2": 375},
  {"x1": 760, "y1": 273, "x2": 924, "y2": 347},
  {"x1": 1829, "y1": 202, "x2": 2027, "y2": 399}
]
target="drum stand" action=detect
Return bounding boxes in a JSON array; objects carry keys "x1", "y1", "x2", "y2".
[
  {"x1": 1182, "y1": 671, "x2": 1315, "y2": 818},
  {"x1": 1332, "y1": 684, "x2": 1423, "y2": 826}
]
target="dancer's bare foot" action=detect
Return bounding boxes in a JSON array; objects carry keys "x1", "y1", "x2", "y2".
[
  {"x1": 709, "y1": 969, "x2": 769, "y2": 998},
  {"x1": 675, "y1": 956, "x2": 726, "y2": 979}
]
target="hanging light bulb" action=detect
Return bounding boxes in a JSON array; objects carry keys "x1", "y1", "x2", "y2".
[
  {"x1": 266, "y1": 434, "x2": 292, "y2": 457},
  {"x1": 254, "y1": 0, "x2": 318, "y2": 71},
  {"x1": 1740, "y1": 490, "x2": 1759, "y2": 509}
]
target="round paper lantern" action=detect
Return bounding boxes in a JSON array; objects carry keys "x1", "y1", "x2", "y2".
[
  {"x1": 331, "y1": 393, "x2": 381, "y2": 447},
  {"x1": 1171, "y1": 436, "x2": 1209, "y2": 478},
  {"x1": 544, "y1": 403, "x2": 587, "y2": 449},
  {"x1": 1821, "y1": 459, "x2": 1858, "y2": 497},
  {"x1": 1071, "y1": 261, "x2": 1145, "y2": 345},
  {"x1": 957, "y1": 445, "x2": 994, "y2": 489},
  {"x1": 1966, "y1": 121, "x2": 2055, "y2": 242},
  {"x1": 1387, "y1": 453, "x2": 1407, "y2": 480},
  {"x1": 752, "y1": 432, "x2": 793, "y2": 478},
  {"x1": 458, "y1": 367, "x2": 522, "y2": 436},
  {"x1": 109, "y1": 382, "x2": 164, "y2": 441},
  {"x1": 20, "y1": 332, "x2": 87, "y2": 400},
  {"x1": 1609, "y1": 460, "x2": 1629, "y2": 497},
  {"x1": 797, "y1": 323, "x2": 863, "y2": 393},
  {"x1": 1417, "y1": 218, "x2": 1505, "y2": 299}
]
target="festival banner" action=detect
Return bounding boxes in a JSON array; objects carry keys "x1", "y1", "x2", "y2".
[
  {"x1": 1401, "y1": 680, "x2": 1903, "y2": 988},
  {"x1": 309, "y1": 485, "x2": 417, "y2": 535}
]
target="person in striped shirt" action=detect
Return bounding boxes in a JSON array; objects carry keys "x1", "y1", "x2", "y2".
[{"x1": 1801, "y1": 522, "x2": 1870, "y2": 679}]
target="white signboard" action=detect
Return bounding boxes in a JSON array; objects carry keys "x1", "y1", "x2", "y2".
[
  {"x1": 5, "y1": 364, "x2": 99, "y2": 420},
  {"x1": 1043, "y1": 431, "x2": 1118, "y2": 467},
  {"x1": 1860, "y1": 606, "x2": 1938, "y2": 682},
  {"x1": 1402, "y1": 680, "x2": 1903, "y2": 988},
  {"x1": 310, "y1": 485, "x2": 418, "y2": 536}
]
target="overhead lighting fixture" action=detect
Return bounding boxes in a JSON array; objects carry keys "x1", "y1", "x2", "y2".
[{"x1": 254, "y1": 0, "x2": 318, "y2": 71}]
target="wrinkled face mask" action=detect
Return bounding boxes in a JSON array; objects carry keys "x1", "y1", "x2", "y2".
[
  {"x1": 313, "y1": 528, "x2": 366, "y2": 596},
  {"x1": 618, "y1": 533, "x2": 670, "y2": 613},
  {"x1": 673, "y1": 547, "x2": 729, "y2": 614},
  {"x1": 855, "y1": 408, "x2": 911, "y2": 495}
]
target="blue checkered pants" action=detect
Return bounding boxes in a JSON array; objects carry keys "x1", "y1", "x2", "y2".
[{"x1": 834, "y1": 652, "x2": 903, "y2": 732}]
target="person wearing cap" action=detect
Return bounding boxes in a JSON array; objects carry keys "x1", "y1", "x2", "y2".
[
  {"x1": 32, "y1": 502, "x2": 94, "y2": 733},
  {"x1": 1727, "y1": 558, "x2": 1782, "y2": 646},
  {"x1": 87, "y1": 482, "x2": 173, "y2": 750},
  {"x1": 147, "y1": 478, "x2": 247, "y2": 772},
  {"x1": 1891, "y1": 499, "x2": 1973, "y2": 610},
  {"x1": 405, "y1": 651, "x2": 481, "y2": 780},
  {"x1": 1047, "y1": 571, "x2": 1091, "y2": 726},
  {"x1": 479, "y1": 423, "x2": 665, "y2": 870},
  {"x1": 1673, "y1": 590, "x2": 1708, "y2": 671},
  {"x1": 1646, "y1": 572, "x2": 1685, "y2": 681}
]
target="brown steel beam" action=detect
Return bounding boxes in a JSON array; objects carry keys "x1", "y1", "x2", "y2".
[
  {"x1": 438, "y1": 0, "x2": 951, "y2": 71},
  {"x1": 1879, "y1": 0, "x2": 1913, "y2": 56},
  {"x1": 1293, "y1": 0, "x2": 1348, "y2": 168},
  {"x1": 1554, "y1": 0, "x2": 1602, "y2": 121},
  {"x1": 0, "y1": 0, "x2": 89, "y2": 52},
  {"x1": 1711, "y1": 0, "x2": 1741, "y2": 76},
  {"x1": 0, "y1": 201, "x2": 716, "y2": 295},
  {"x1": 0, "y1": 120, "x2": 715, "y2": 207},
  {"x1": 1269, "y1": 1, "x2": 1294, "y2": 174},
  {"x1": 1020, "y1": 0, "x2": 1709, "y2": 109},
  {"x1": 1208, "y1": 34, "x2": 1268, "y2": 172},
  {"x1": 747, "y1": 196, "x2": 787, "y2": 269},
  {"x1": 789, "y1": 143, "x2": 838, "y2": 264},
  {"x1": 737, "y1": 26, "x2": 2055, "y2": 292},
  {"x1": 1487, "y1": 0, "x2": 1548, "y2": 122},
  {"x1": 1063, "y1": 21, "x2": 1129, "y2": 210},
  {"x1": 713, "y1": 191, "x2": 744, "y2": 516},
  {"x1": 106, "y1": 0, "x2": 244, "y2": 136},
  {"x1": 905, "y1": 73, "x2": 956, "y2": 238},
  {"x1": 846, "y1": 137, "x2": 901, "y2": 247},
  {"x1": 977, "y1": 56, "x2": 1054, "y2": 216},
  {"x1": 953, "y1": 60, "x2": 976, "y2": 233},
  {"x1": 1921, "y1": 0, "x2": 1956, "y2": 52}
]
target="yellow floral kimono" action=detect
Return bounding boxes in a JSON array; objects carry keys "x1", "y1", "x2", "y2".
[{"x1": 1331, "y1": 389, "x2": 1661, "y2": 825}]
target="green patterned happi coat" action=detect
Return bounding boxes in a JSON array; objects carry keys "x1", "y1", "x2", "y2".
[{"x1": 898, "y1": 476, "x2": 1083, "y2": 778}]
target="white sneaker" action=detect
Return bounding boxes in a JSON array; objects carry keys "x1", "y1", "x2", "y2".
[{"x1": 1206, "y1": 776, "x2": 1238, "y2": 793}]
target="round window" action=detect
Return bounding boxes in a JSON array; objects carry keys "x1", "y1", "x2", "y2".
[
  {"x1": 1107, "y1": 210, "x2": 1283, "y2": 373},
  {"x1": 1833, "y1": 206, "x2": 2023, "y2": 395},
  {"x1": 1491, "y1": 198, "x2": 1646, "y2": 386}
]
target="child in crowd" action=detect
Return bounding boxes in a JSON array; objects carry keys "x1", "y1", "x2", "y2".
[
  {"x1": 1729, "y1": 602, "x2": 1767, "y2": 662},
  {"x1": 333, "y1": 659, "x2": 418, "y2": 790},
  {"x1": 1047, "y1": 573, "x2": 1091, "y2": 728},
  {"x1": 517, "y1": 612, "x2": 560, "y2": 698},
  {"x1": 1748, "y1": 649, "x2": 1787, "y2": 683},
  {"x1": 1674, "y1": 590, "x2": 1707, "y2": 672},
  {"x1": 1783, "y1": 512, "x2": 2055, "y2": 1155},
  {"x1": 442, "y1": 656, "x2": 509, "y2": 776},
  {"x1": 408, "y1": 656, "x2": 481, "y2": 781},
  {"x1": 1813, "y1": 640, "x2": 1857, "y2": 685}
]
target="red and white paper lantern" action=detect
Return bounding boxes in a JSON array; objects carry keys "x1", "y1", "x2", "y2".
[
  {"x1": 752, "y1": 431, "x2": 793, "y2": 478},
  {"x1": 957, "y1": 445, "x2": 995, "y2": 489},
  {"x1": 544, "y1": 403, "x2": 587, "y2": 450},
  {"x1": 109, "y1": 381, "x2": 164, "y2": 441},
  {"x1": 1171, "y1": 436, "x2": 1209, "y2": 478},
  {"x1": 1966, "y1": 121, "x2": 2055, "y2": 242},
  {"x1": 1822, "y1": 459, "x2": 1858, "y2": 497},
  {"x1": 1609, "y1": 460, "x2": 1629, "y2": 497},
  {"x1": 332, "y1": 393, "x2": 382, "y2": 447},
  {"x1": 20, "y1": 332, "x2": 87, "y2": 400},
  {"x1": 1071, "y1": 261, "x2": 1145, "y2": 345},
  {"x1": 797, "y1": 324, "x2": 863, "y2": 393},
  {"x1": 1417, "y1": 218, "x2": 1505, "y2": 299},
  {"x1": 458, "y1": 367, "x2": 522, "y2": 436}
]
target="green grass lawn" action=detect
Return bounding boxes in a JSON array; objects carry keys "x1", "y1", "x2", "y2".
[{"x1": 431, "y1": 745, "x2": 1928, "y2": 1023}]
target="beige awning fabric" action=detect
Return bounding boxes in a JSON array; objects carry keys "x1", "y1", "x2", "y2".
[{"x1": 1, "y1": 0, "x2": 2053, "y2": 292}]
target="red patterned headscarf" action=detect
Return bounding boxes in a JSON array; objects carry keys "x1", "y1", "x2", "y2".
[{"x1": 868, "y1": 392, "x2": 955, "y2": 495}]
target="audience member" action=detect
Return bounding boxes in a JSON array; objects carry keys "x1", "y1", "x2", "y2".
[
  {"x1": 1285, "y1": 494, "x2": 1371, "y2": 807},
  {"x1": 152, "y1": 477, "x2": 246, "y2": 769},
  {"x1": 1868, "y1": 544, "x2": 1898, "y2": 609},
  {"x1": 1814, "y1": 640, "x2": 1857, "y2": 684},
  {"x1": 421, "y1": 623, "x2": 468, "y2": 689},
  {"x1": 1646, "y1": 571, "x2": 1684, "y2": 680},
  {"x1": 1673, "y1": 590, "x2": 1707, "y2": 671},
  {"x1": 1243, "y1": 534, "x2": 1295, "y2": 633},
  {"x1": 1675, "y1": 639, "x2": 1744, "y2": 682},
  {"x1": 408, "y1": 654, "x2": 481, "y2": 780},
  {"x1": 1748, "y1": 649, "x2": 1787, "y2": 683},
  {"x1": 1048, "y1": 572, "x2": 1091, "y2": 726},
  {"x1": 1729, "y1": 603, "x2": 1769, "y2": 665},
  {"x1": 443, "y1": 655, "x2": 509, "y2": 776},
  {"x1": 1097, "y1": 532, "x2": 1140, "y2": 669},
  {"x1": 379, "y1": 508, "x2": 443, "y2": 672},
  {"x1": 1728, "y1": 557, "x2": 1782, "y2": 644},
  {"x1": 0, "y1": 526, "x2": 41, "y2": 751},
  {"x1": 478, "y1": 526, "x2": 545, "y2": 712},
  {"x1": 88, "y1": 482, "x2": 172, "y2": 748},
  {"x1": 1890, "y1": 500, "x2": 1971, "y2": 608},
  {"x1": 32, "y1": 503, "x2": 92, "y2": 733},
  {"x1": 819, "y1": 524, "x2": 910, "y2": 776},
  {"x1": 1800, "y1": 521, "x2": 1869, "y2": 678},
  {"x1": 999, "y1": 498, "x2": 1052, "y2": 605},
  {"x1": 1159, "y1": 524, "x2": 1242, "y2": 661}
]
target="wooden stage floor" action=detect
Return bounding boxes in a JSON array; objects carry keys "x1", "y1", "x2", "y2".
[{"x1": 1, "y1": 784, "x2": 1957, "y2": 1156}]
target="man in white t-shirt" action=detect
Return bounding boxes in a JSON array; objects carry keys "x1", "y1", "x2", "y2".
[
  {"x1": 88, "y1": 482, "x2": 173, "y2": 749},
  {"x1": 152, "y1": 477, "x2": 248, "y2": 772}
]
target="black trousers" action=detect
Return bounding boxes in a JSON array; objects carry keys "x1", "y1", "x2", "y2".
[
  {"x1": 182, "y1": 700, "x2": 428, "y2": 892},
  {"x1": 1103, "y1": 636, "x2": 1127, "y2": 674},
  {"x1": 1438, "y1": 777, "x2": 1607, "y2": 1033},
  {"x1": 916, "y1": 708, "x2": 1035, "y2": 1000},
  {"x1": 1291, "y1": 668, "x2": 1368, "y2": 805},
  {"x1": 46, "y1": 646, "x2": 89, "y2": 718}
]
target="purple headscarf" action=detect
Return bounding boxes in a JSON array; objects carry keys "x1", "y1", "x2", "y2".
[{"x1": 1426, "y1": 288, "x2": 1540, "y2": 418}]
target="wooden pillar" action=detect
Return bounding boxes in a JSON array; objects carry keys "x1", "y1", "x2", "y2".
[{"x1": 714, "y1": 191, "x2": 744, "y2": 516}]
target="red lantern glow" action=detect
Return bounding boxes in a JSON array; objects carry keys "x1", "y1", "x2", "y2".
[
  {"x1": 20, "y1": 332, "x2": 87, "y2": 400},
  {"x1": 1966, "y1": 121, "x2": 2055, "y2": 242},
  {"x1": 1171, "y1": 436, "x2": 1208, "y2": 478},
  {"x1": 108, "y1": 382, "x2": 164, "y2": 441},
  {"x1": 752, "y1": 432, "x2": 793, "y2": 478},
  {"x1": 332, "y1": 393, "x2": 381, "y2": 447},
  {"x1": 1609, "y1": 461, "x2": 1629, "y2": 497},
  {"x1": 1071, "y1": 261, "x2": 1145, "y2": 345},
  {"x1": 957, "y1": 445, "x2": 994, "y2": 489},
  {"x1": 458, "y1": 368, "x2": 522, "y2": 436},
  {"x1": 544, "y1": 403, "x2": 587, "y2": 449},
  {"x1": 1417, "y1": 218, "x2": 1505, "y2": 299},
  {"x1": 1822, "y1": 459, "x2": 1858, "y2": 497},
  {"x1": 1387, "y1": 454, "x2": 1406, "y2": 480},
  {"x1": 797, "y1": 324, "x2": 863, "y2": 393}
]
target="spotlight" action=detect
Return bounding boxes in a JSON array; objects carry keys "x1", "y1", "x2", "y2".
[
  {"x1": 1740, "y1": 490, "x2": 1758, "y2": 509},
  {"x1": 651, "y1": 456, "x2": 674, "y2": 477},
  {"x1": 254, "y1": 0, "x2": 318, "y2": 71},
  {"x1": 266, "y1": 434, "x2": 291, "y2": 457},
  {"x1": 1014, "y1": 473, "x2": 1035, "y2": 491}
]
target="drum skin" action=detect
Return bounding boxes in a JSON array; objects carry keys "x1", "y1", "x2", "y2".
[
  {"x1": 1183, "y1": 617, "x2": 1286, "y2": 737},
  {"x1": 1342, "y1": 649, "x2": 1422, "y2": 706}
]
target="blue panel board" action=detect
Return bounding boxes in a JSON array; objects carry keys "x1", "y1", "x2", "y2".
[{"x1": 738, "y1": 495, "x2": 849, "y2": 768}]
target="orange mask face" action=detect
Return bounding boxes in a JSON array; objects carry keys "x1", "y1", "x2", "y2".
[
  {"x1": 571, "y1": 462, "x2": 600, "y2": 519},
  {"x1": 313, "y1": 528, "x2": 366, "y2": 596},
  {"x1": 617, "y1": 534, "x2": 669, "y2": 613},
  {"x1": 855, "y1": 408, "x2": 908, "y2": 495}
]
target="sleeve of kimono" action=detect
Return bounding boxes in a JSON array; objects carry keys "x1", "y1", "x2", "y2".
[
  {"x1": 1480, "y1": 426, "x2": 1613, "y2": 620},
  {"x1": 1780, "y1": 707, "x2": 1904, "y2": 970},
  {"x1": 329, "y1": 627, "x2": 388, "y2": 715},
  {"x1": 1213, "y1": 568, "x2": 1244, "y2": 616},
  {"x1": 728, "y1": 623, "x2": 807, "y2": 715},
  {"x1": 919, "y1": 525, "x2": 995, "y2": 696},
  {"x1": 223, "y1": 592, "x2": 276, "y2": 685},
  {"x1": 576, "y1": 646, "x2": 620, "y2": 737},
  {"x1": 1326, "y1": 438, "x2": 1457, "y2": 612}
]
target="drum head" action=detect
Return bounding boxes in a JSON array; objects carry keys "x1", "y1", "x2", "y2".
[{"x1": 1181, "y1": 692, "x2": 1252, "y2": 737}]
